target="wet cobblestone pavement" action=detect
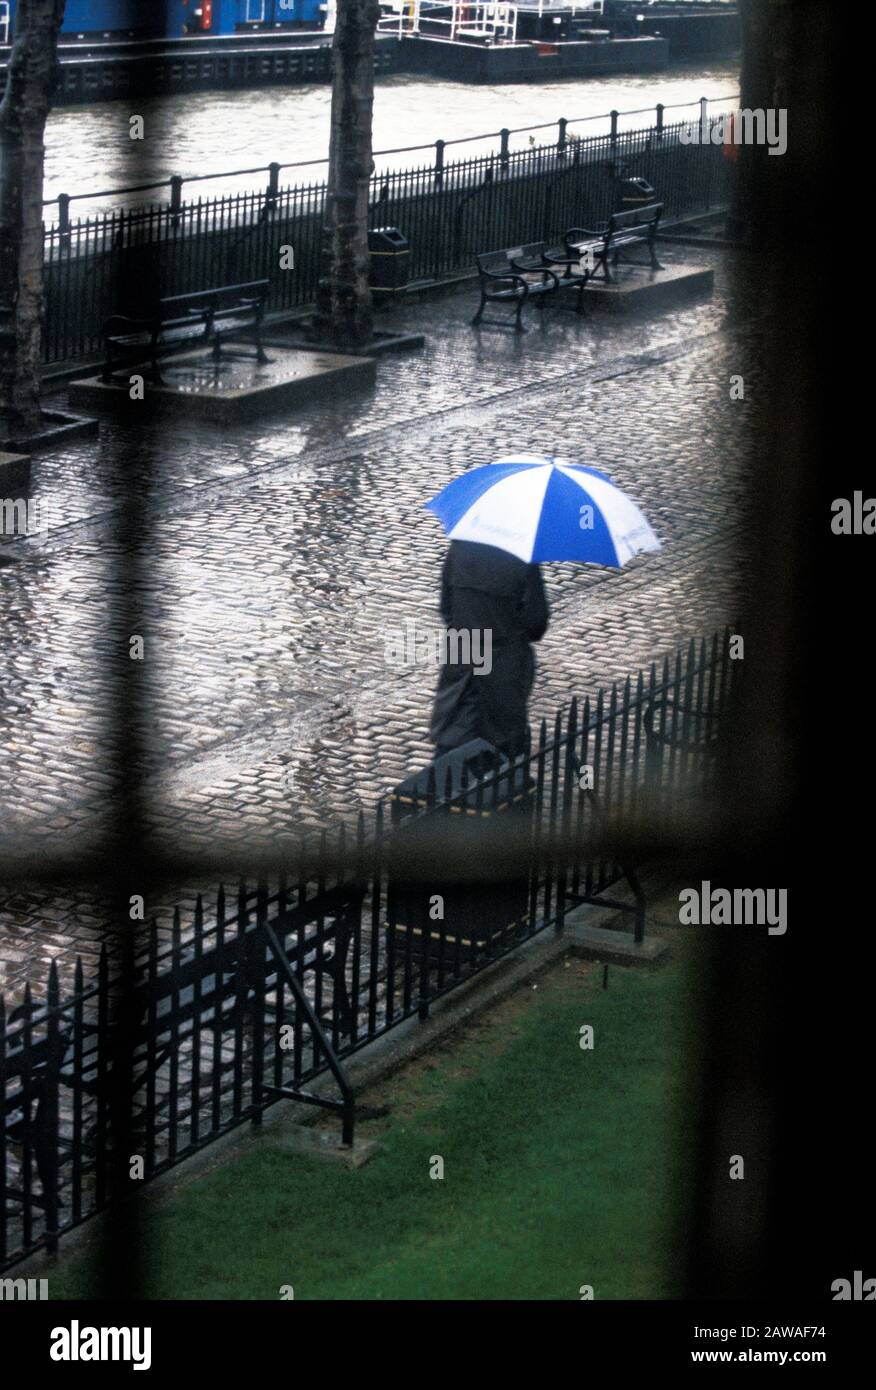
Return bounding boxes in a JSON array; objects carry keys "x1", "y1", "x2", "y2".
[{"x1": 0, "y1": 246, "x2": 759, "y2": 999}]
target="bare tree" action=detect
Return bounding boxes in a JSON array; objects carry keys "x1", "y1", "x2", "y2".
[
  {"x1": 312, "y1": 0, "x2": 380, "y2": 351},
  {"x1": 0, "y1": 0, "x2": 65, "y2": 444}
]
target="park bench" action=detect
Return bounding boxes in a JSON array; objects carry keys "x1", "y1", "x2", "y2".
[
  {"x1": 562, "y1": 202, "x2": 664, "y2": 284},
  {"x1": 134, "y1": 884, "x2": 363, "y2": 1055},
  {"x1": 472, "y1": 240, "x2": 588, "y2": 332},
  {"x1": 643, "y1": 695, "x2": 723, "y2": 794},
  {"x1": 101, "y1": 278, "x2": 271, "y2": 384},
  {"x1": 1, "y1": 882, "x2": 364, "y2": 1209}
]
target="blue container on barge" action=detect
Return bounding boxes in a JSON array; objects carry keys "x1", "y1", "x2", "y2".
[{"x1": 1, "y1": 0, "x2": 325, "y2": 43}]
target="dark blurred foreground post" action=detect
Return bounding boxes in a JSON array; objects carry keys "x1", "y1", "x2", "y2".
[{"x1": 686, "y1": 0, "x2": 862, "y2": 1298}]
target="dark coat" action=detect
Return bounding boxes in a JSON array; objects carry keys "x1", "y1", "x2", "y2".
[{"x1": 429, "y1": 540, "x2": 550, "y2": 758}]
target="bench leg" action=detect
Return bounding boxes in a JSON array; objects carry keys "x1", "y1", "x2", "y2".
[
  {"x1": 471, "y1": 291, "x2": 487, "y2": 327},
  {"x1": 471, "y1": 292, "x2": 529, "y2": 331},
  {"x1": 150, "y1": 329, "x2": 162, "y2": 383},
  {"x1": 254, "y1": 310, "x2": 269, "y2": 364}
]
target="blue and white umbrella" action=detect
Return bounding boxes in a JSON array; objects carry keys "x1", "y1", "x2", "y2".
[{"x1": 424, "y1": 454, "x2": 661, "y2": 566}]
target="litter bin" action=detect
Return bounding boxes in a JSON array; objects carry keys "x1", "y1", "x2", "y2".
[
  {"x1": 616, "y1": 175, "x2": 656, "y2": 211},
  {"x1": 388, "y1": 740, "x2": 534, "y2": 971},
  {"x1": 368, "y1": 227, "x2": 410, "y2": 294}
]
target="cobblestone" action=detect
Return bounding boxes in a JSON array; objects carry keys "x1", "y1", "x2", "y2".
[{"x1": 0, "y1": 246, "x2": 759, "y2": 998}]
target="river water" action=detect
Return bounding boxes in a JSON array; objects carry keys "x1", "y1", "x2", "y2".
[{"x1": 44, "y1": 61, "x2": 738, "y2": 216}]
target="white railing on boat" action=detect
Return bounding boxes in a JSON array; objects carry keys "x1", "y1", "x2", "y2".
[{"x1": 377, "y1": 0, "x2": 605, "y2": 45}]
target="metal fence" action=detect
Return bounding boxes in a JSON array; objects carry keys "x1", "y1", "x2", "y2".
[
  {"x1": 1, "y1": 628, "x2": 738, "y2": 1270},
  {"x1": 42, "y1": 108, "x2": 735, "y2": 366}
]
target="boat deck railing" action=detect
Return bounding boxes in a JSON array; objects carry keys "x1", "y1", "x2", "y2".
[{"x1": 378, "y1": 0, "x2": 605, "y2": 44}]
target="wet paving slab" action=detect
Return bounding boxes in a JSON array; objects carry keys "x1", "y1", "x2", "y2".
[
  {"x1": 0, "y1": 245, "x2": 759, "y2": 999},
  {"x1": 69, "y1": 347, "x2": 377, "y2": 423}
]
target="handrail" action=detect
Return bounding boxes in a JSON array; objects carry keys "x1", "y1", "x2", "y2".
[
  {"x1": 42, "y1": 92, "x2": 740, "y2": 213},
  {"x1": 262, "y1": 915, "x2": 356, "y2": 1145}
]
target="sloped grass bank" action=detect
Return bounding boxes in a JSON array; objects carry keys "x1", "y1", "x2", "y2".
[{"x1": 50, "y1": 936, "x2": 703, "y2": 1300}]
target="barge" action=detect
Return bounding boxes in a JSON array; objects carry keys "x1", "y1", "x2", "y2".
[
  {"x1": 378, "y1": 1, "x2": 739, "y2": 82},
  {"x1": 0, "y1": 0, "x2": 739, "y2": 101},
  {"x1": 1, "y1": 29, "x2": 400, "y2": 105},
  {"x1": 605, "y1": 1, "x2": 741, "y2": 59},
  {"x1": 381, "y1": 2, "x2": 668, "y2": 83}
]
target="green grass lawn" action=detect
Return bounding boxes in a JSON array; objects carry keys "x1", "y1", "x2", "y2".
[{"x1": 50, "y1": 934, "x2": 705, "y2": 1300}]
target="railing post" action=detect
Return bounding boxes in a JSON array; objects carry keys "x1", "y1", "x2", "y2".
[
  {"x1": 57, "y1": 193, "x2": 71, "y2": 252},
  {"x1": 266, "y1": 161, "x2": 280, "y2": 212},
  {"x1": 44, "y1": 964, "x2": 61, "y2": 1254},
  {"x1": 169, "y1": 174, "x2": 183, "y2": 229},
  {"x1": 557, "y1": 116, "x2": 567, "y2": 159},
  {"x1": 500, "y1": 127, "x2": 510, "y2": 169},
  {"x1": 434, "y1": 138, "x2": 445, "y2": 189},
  {"x1": 656, "y1": 102, "x2": 664, "y2": 140},
  {"x1": 700, "y1": 95, "x2": 709, "y2": 140},
  {"x1": 610, "y1": 109, "x2": 618, "y2": 148},
  {"x1": 250, "y1": 881, "x2": 267, "y2": 1126}
]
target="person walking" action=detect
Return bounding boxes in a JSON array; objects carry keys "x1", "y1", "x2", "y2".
[
  {"x1": 424, "y1": 454, "x2": 659, "y2": 758},
  {"x1": 429, "y1": 539, "x2": 549, "y2": 761}
]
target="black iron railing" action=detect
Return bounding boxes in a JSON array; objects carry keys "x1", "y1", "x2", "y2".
[
  {"x1": 41, "y1": 95, "x2": 740, "y2": 217},
  {"x1": 1, "y1": 628, "x2": 738, "y2": 1270},
  {"x1": 42, "y1": 106, "x2": 735, "y2": 366}
]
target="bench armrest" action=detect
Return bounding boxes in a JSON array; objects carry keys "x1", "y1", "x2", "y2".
[
  {"x1": 480, "y1": 268, "x2": 529, "y2": 291},
  {"x1": 103, "y1": 313, "x2": 157, "y2": 336},
  {"x1": 565, "y1": 227, "x2": 604, "y2": 243},
  {"x1": 543, "y1": 253, "x2": 583, "y2": 270},
  {"x1": 512, "y1": 260, "x2": 559, "y2": 290}
]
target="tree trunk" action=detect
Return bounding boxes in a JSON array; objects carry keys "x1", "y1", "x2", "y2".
[
  {"x1": 312, "y1": 0, "x2": 379, "y2": 352},
  {"x1": 0, "y1": 0, "x2": 65, "y2": 443}
]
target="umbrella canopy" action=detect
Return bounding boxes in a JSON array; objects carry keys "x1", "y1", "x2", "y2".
[{"x1": 424, "y1": 454, "x2": 661, "y2": 566}]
